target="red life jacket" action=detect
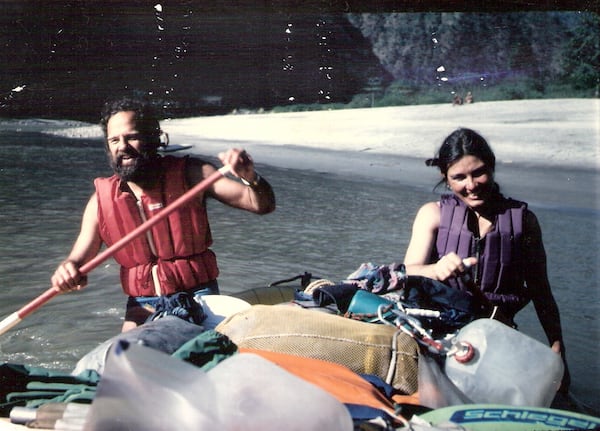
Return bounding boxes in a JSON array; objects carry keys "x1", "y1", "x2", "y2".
[
  {"x1": 436, "y1": 193, "x2": 528, "y2": 318},
  {"x1": 95, "y1": 156, "x2": 219, "y2": 297}
]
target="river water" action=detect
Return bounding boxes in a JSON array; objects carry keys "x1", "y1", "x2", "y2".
[{"x1": 0, "y1": 125, "x2": 598, "y2": 411}]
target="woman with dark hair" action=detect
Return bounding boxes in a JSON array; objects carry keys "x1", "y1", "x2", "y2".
[{"x1": 403, "y1": 127, "x2": 569, "y2": 392}]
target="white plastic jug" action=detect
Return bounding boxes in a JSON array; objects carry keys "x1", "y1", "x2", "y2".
[
  {"x1": 84, "y1": 340, "x2": 353, "y2": 430},
  {"x1": 84, "y1": 340, "x2": 218, "y2": 430},
  {"x1": 444, "y1": 319, "x2": 563, "y2": 407},
  {"x1": 207, "y1": 353, "x2": 353, "y2": 431}
]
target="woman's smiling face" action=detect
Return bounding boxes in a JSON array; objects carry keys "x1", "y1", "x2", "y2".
[{"x1": 446, "y1": 155, "x2": 494, "y2": 209}]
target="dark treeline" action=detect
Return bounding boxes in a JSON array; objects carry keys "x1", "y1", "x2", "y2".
[
  {"x1": 0, "y1": 3, "x2": 597, "y2": 121},
  {"x1": 270, "y1": 10, "x2": 599, "y2": 112},
  {"x1": 344, "y1": 12, "x2": 598, "y2": 100}
]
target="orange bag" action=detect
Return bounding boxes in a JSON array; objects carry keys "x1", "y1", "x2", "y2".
[{"x1": 240, "y1": 347, "x2": 407, "y2": 423}]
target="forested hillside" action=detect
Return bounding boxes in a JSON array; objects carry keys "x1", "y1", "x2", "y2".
[
  {"x1": 345, "y1": 12, "x2": 598, "y2": 101},
  {"x1": 0, "y1": 3, "x2": 597, "y2": 120}
]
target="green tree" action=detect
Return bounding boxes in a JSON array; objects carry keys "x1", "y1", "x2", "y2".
[
  {"x1": 346, "y1": 11, "x2": 593, "y2": 92},
  {"x1": 561, "y1": 12, "x2": 600, "y2": 93}
]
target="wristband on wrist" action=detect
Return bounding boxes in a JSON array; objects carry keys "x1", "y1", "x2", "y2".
[{"x1": 240, "y1": 172, "x2": 261, "y2": 188}]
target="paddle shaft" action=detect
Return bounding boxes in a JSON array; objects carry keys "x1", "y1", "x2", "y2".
[{"x1": 0, "y1": 165, "x2": 230, "y2": 335}]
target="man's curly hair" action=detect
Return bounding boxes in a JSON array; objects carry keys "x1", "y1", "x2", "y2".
[{"x1": 100, "y1": 97, "x2": 162, "y2": 147}]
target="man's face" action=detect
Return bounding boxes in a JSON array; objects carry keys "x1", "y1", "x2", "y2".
[{"x1": 105, "y1": 111, "x2": 157, "y2": 183}]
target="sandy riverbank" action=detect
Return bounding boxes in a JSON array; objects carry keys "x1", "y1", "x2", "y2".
[
  {"x1": 25, "y1": 98, "x2": 598, "y2": 169},
  {"x1": 8, "y1": 98, "x2": 599, "y2": 210},
  {"x1": 164, "y1": 98, "x2": 599, "y2": 169},
  {"x1": 165, "y1": 98, "x2": 599, "y2": 211}
]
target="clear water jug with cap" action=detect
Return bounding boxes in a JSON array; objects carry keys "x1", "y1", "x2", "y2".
[
  {"x1": 84, "y1": 340, "x2": 353, "y2": 430},
  {"x1": 444, "y1": 318, "x2": 563, "y2": 407}
]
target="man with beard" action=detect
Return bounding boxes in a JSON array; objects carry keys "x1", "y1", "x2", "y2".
[{"x1": 51, "y1": 97, "x2": 276, "y2": 331}]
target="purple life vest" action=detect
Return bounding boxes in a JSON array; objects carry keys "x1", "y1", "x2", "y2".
[{"x1": 436, "y1": 194, "x2": 529, "y2": 317}]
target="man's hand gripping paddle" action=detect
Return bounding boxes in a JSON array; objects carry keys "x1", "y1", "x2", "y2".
[{"x1": 0, "y1": 165, "x2": 231, "y2": 336}]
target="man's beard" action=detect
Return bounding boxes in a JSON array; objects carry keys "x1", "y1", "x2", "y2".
[{"x1": 109, "y1": 149, "x2": 159, "y2": 184}]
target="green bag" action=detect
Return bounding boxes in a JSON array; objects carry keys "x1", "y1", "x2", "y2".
[{"x1": 0, "y1": 364, "x2": 99, "y2": 416}]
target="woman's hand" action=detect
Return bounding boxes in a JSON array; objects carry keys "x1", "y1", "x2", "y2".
[
  {"x1": 434, "y1": 253, "x2": 476, "y2": 281},
  {"x1": 551, "y1": 340, "x2": 562, "y2": 354},
  {"x1": 551, "y1": 340, "x2": 571, "y2": 394}
]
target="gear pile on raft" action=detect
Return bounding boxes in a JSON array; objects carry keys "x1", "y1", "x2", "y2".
[{"x1": 1, "y1": 264, "x2": 598, "y2": 430}]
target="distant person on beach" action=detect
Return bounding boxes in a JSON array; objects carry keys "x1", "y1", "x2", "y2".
[
  {"x1": 464, "y1": 91, "x2": 473, "y2": 104},
  {"x1": 403, "y1": 127, "x2": 569, "y2": 392},
  {"x1": 452, "y1": 94, "x2": 463, "y2": 106},
  {"x1": 51, "y1": 97, "x2": 276, "y2": 332}
]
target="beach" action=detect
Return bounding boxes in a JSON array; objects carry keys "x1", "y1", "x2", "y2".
[
  {"x1": 40, "y1": 98, "x2": 600, "y2": 211},
  {"x1": 166, "y1": 99, "x2": 598, "y2": 168}
]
